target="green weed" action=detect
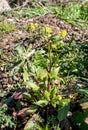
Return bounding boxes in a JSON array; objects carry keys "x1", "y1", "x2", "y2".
[
  {"x1": 0, "y1": 5, "x2": 58, "y2": 18},
  {"x1": 0, "y1": 91, "x2": 16, "y2": 129},
  {"x1": 10, "y1": 24, "x2": 70, "y2": 130},
  {"x1": 0, "y1": 21, "x2": 15, "y2": 33},
  {"x1": 7, "y1": 3, "x2": 88, "y2": 129},
  {"x1": 55, "y1": 2, "x2": 88, "y2": 28}
]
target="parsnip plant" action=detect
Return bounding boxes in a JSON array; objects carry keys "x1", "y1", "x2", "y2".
[{"x1": 10, "y1": 23, "x2": 88, "y2": 130}]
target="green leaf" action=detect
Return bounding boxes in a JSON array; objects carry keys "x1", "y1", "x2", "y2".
[
  {"x1": 72, "y1": 111, "x2": 88, "y2": 130},
  {"x1": 50, "y1": 87, "x2": 58, "y2": 99},
  {"x1": 23, "y1": 70, "x2": 29, "y2": 82},
  {"x1": 14, "y1": 45, "x2": 26, "y2": 55},
  {"x1": 24, "y1": 114, "x2": 43, "y2": 130},
  {"x1": 57, "y1": 99, "x2": 70, "y2": 121},
  {"x1": 23, "y1": 93, "x2": 31, "y2": 99},
  {"x1": 27, "y1": 105, "x2": 38, "y2": 114},
  {"x1": 25, "y1": 81, "x2": 39, "y2": 91},
  {"x1": 77, "y1": 89, "x2": 88, "y2": 97},
  {"x1": 9, "y1": 60, "x2": 22, "y2": 72},
  {"x1": 35, "y1": 100, "x2": 48, "y2": 107},
  {"x1": 27, "y1": 44, "x2": 32, "y2": 52},
  {"x1": 45, "y1": 125, "x2": 49, "y2": 130},
  {"x1": 51, "y1": 99, "x2": 57, "y2": 108},
  {"x1": 44, "y1": 91, "x2": 50, "y2": 101},
  {"x1": 50, "y1": 67, "x2": 59, "y2": 79},
  {"x1": 36, "y1": 68, "x2": 48, "y2": 80},
  {"x1": 26, "y1": 49, "x2": 35, "y2": 58}
]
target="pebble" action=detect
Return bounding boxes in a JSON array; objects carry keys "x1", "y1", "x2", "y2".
[
  {"x1": 8, "y1": 78, "x2": 13, "y2": 84},
  {"x1": 0, "y1": 84, "x2": 3, "y2": 88},
  {"x1": 0, "y1": 73, "x2": 8, "y2": 78},
  {"x1": 13, "y1": 75, "x2": 19, "y2": 81},
  {"x1": 2, "y1": 85, "x2": 7, "y2": 89},
  {"x1": 2, "y1": 78, "x2": 8, "y2": 82}
]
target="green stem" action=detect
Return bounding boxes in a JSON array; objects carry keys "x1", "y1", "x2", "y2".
[{"x1": 47, "y1": 41, "x2": 52, "y2": 91}]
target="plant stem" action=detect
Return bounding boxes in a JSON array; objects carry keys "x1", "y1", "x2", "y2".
[{"x1": 47, "y1": 41, "x2": 52, "y2": 91}]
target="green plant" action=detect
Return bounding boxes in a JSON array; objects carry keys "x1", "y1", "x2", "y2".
[
  {"x1": 0, "y1": 21, "x2": 15, "y2": 33},
  {"x1": 10, "y1": 22, "x2": 88, "y2": 130},
  {"x1": 0, "y1": 104, "x2": 15, "y2": 129},
  {"x1": 10, "y1": 22, "x2": 88, "y2": 129},
  {"x1": 55, "y1": 2, "x2": 88, "y2": 28},
  {"x1": 10, "y1": 24, "x2": 70, "y2": 129},
  {"x1": 0, "y1": 4, "x2": 58, "y2": 18},
  {"x1": 80, "y1": 2, "x2": 88, "y2": 21},
  {"x1": 77, "y1": 88, "x2": 88, "y2": 98}
]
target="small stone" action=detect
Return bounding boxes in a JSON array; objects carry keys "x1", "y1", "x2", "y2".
[
  {"x1": 67, "y1": 111, "x2": 72, "y2": 117},
  {"x1": 8, "y1": 78, "x2": 13, "y2": 84},
  {"x1": 2, "y1": 82, "x2": 7, "y2": 85},
  {"x1": 2, "y1": 85, "x2": 7, "y2": 88},
  {"x1": 1, "y1": 73, "x2": 8, "y2": 78},
  {"x1": 2, "y1": 78, "x2": 8, "y2": 82},
  {"x1": 0, "y1": 0, "x2": 11, "y2": 12},
  {"x1": 77, "y1": 83, "x2": 82, "y2": 88},
  {"x1": 13, "y1": 80, "x2": 16, "y2": 84},
  {"x1": 54, "y1": 79, "x2": 60, "y2": 86},
  {"x1": 0, "y1": 79, "x2": 3, "y2": 82},
  {"x1": 5, "y1": 45, "x2": 10, "y2": 49},
  {"x1": 0, "y1": 67, "x2": 4, "y2": 71},
  {"x1": 0, "y1": 84, "x2": 3, "y2": 88},
  {"x1": 85, "y1": 118, "x2": 88, "y2": 124},
  {"x1": 13, "y1": 75, "x2": 19, "y2": 81}
]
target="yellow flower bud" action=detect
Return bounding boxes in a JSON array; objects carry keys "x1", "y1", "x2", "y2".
[
  {"x1": 51, "y1": 44, "x2": 57, "y2": 49},
  {"x1": 45, "y1": 27, "x2": 53, "y2": 34},
  {"x1": 29, "y1": 23, "x2": 35, "y2": 30},
  {"x1": 61, "y1": 30, "x2": 67, "y2": 37},
  {"x1": 58, "y1": 31, "x2": 61, "y2": 35},
  {"x1": 58, "y1": 30, "x2": 67, "y2": 38},
  {"x1": 59, "y1": 40, "x2": 64, "y2": 44},
  {"x1": 57, "y1": 95, "x2": 62, "y2": 101},
  {"x1": 35, "y1": 23, "x2": 38, "y2": 28}
]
